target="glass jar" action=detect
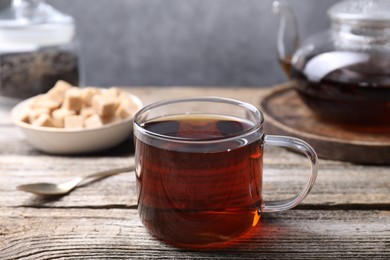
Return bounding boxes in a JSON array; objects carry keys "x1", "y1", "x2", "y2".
[{"x1": 0, "y1": 0, "x2": 80, "y2": 100}]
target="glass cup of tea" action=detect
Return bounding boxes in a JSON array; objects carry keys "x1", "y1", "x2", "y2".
[{"x1": 133, "y1": 97, "x2": 318, "y2": 249}]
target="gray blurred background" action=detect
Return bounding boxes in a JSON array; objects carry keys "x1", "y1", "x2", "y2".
[{"x1": 47, "y1": 0, "x2": 339, "y2": 87}]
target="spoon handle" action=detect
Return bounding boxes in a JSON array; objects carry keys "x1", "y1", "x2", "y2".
[{"x1": 82, "y1": 165, "x2": 135, "y2": 182}]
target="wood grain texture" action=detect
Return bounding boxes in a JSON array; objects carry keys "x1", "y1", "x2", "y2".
[
  {"x1": 1, "y1": 150, "x2": 389, "y2": 209},
  {"x1": 0, "y1": 86, "x2": 389, "y2": 259},
  {"x1": 1, "y1": 208, "x2": 389, "y2": 259}
]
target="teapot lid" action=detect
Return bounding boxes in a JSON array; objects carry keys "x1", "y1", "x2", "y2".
[
  {"x1": 328, "y1": 0, "x2": 390, "y2": 25},
  {"x1": 0, "y1": 0, "x2": 74, "y2": 49}
]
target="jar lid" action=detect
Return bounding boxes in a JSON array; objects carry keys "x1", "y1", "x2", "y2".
[
  {"x1": 328, "y1": 0, "x2": 390, "y2": 25},
  {"x1": 0, "y1": 0, "x2": 74, "y2": 50}
]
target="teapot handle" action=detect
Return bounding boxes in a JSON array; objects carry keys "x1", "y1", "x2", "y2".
[{"x1": 273, "y1": 0, "x2": 300, "y2": 65}]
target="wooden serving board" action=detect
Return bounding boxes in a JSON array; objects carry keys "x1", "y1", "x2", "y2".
[{"x1": 260, "y1": 85, "x2": 390, "y2": 165}]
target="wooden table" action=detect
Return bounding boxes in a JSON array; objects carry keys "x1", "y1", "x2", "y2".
[{"x1": 1, "y1": 86, "x2": 389, "y2": 259}]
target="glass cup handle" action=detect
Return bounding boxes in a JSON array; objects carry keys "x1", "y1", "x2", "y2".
[{"x1": 262, "y1": 135, "x2": 319, "y2": 212}]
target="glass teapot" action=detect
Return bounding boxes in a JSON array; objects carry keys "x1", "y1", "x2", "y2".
[
  {"x1": 273, "y1": 0, "x2": 390, "y2": 126},
  {"x1": 0, "y1": 0, "x2": 80, "y2": 100}
]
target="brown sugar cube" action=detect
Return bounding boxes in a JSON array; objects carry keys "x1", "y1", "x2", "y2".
[
  {"x1": 85, "y1": 114, "x2": 103, "y2": 129},
  {"x1": 19, "y1": 111, "x2": 30, "y2": 123},
  {"x1": 27, "y1": 108, "x2": 51, "y2": 123},
  {"x1": 116, "y1": 94, "x2": 139, "y2": 119},
  {"x1": 101, "y1": 114, "x2": 121, "y2": 125},
  {"x1": 64, "y1": 115, "x2": 84, "y2": 129},
  {"x1": 47, "y1": 80, "x2": 73, "y2": 103},
  {"x1": 92, "y1": 94, "x2": 118, "y2": 117},
  {"x1": 81, "y1": 87, "x2": 100, "y2": 106},
  {"x1": 107, "y1": 87, "x2": 122, "y2": 97},
  {"x1": 80, "y1": 107, "x2": 95, "y2": 118},
  {"x1": 115, "y1": 102, "x2": 134, "y2": 119},
  {"x1": 29, "y1": 94, "x2": 45, "y2": 108},
  {"x1": 32, "y1": 114, "x2": 55, "y2": 128},
  {"x1": 119, "y1": 93, "x2": 139, "y2": 107},
  {"x1": 52, "y1": 109, "x2": 76, "y2": 128},
  {"x1": 62, "y1": 87, "x2": 83, "y2": 112},
  {"x1": 30, "y1": 94, "x2": 61, "y2": 111}
]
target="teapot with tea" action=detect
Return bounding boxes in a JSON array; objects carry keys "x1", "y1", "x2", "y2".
[{"x1": 273, "y1": 0, "x2": 390, "y2": 125}]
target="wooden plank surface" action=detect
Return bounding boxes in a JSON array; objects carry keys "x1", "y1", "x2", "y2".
[
  {"x1": 1, "y1": 208, "x2": 388, "y2": 259},
  {"x1": 1, "y1": 86, "x2": 389, "y2": 259},
  {"x1": 1, "y1": 148, "x2": 389, "y2": 208}
]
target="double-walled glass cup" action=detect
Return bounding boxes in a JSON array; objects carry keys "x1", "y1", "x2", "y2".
[{"x1": 133, "y1": 97, "x2": 318, "y2": 249}]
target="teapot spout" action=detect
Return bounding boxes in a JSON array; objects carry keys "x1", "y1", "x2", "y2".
[{"x1": 273, "y1": 0, "x2": 300, "y2": 73}]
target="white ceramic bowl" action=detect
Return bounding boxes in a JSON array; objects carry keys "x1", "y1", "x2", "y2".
[{"x1": 11, "y1": 92, "x2": 143, "y2": 155}]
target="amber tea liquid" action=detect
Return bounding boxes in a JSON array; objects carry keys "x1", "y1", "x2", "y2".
[
  {"x1": 282, "y1": 52, "x2": 390, "y2": 125},
  {"x1": 135, "y1": 114, "x2": 263, "y2": 248}
]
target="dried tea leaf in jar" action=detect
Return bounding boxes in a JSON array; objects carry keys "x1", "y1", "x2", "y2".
[{"x1": 0, "y1": 0, "x2": 81, "y2": 99}]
